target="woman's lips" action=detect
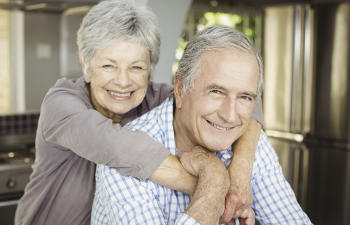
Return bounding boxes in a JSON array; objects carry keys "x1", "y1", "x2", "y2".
[{"x1": 107, "y1": 90, "x2": 133, "y2": 100}]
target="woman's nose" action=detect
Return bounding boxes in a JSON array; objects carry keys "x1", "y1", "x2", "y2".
[{"x1": 113, "y1": 69, "x2": 131, "y2": 88}]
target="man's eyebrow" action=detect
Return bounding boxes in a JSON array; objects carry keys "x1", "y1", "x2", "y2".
[
  {"x1": 206, "y1": 84, "x2": 227, "y2": 91},
  {"x1": 242, "y1": 91, "x2": 258, "y2": 98}
]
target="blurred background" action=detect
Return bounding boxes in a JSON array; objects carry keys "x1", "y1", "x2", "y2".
[{"x1": 0, "y1": 0, "x2": 349, "y2": 224}]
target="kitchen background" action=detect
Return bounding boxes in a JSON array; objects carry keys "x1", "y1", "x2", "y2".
[{"x1": 0, "y1": 0, "x2": 349, "y2": 224}]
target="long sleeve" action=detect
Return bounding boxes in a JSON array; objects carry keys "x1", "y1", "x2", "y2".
[
  {"x1": 251, "y1": 132, "x2": 312, "y2": 224},
  {"x1": 92, "y1": 164, "x2": 200, "y2": 225},
  {"x1": 40, "y1": 77, "x2": 172, "y2": 179}
]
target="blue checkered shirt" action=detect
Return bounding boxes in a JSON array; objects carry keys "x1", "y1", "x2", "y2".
[{"x1": 91, "y1": 96, "x2": 312, "y2": 225}]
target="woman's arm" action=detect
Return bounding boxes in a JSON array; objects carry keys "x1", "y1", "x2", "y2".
[
  {"x1": 43, "y1": 78, "x2": 261, "y2": 200},
  {"x1": 41, "y1": 78, "x2": 170, "y2": 180},
  {"x1": 149, "y1": 154, "x2": 197, "y2": 194},
  {"x1": 149, "y1": 120, "x2": 261, "y2": 197},
  {"x1": 220, "y1": 119, "x2": 261, "y2": 223}
]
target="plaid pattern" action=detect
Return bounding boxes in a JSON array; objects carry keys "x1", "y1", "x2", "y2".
[{"x1": 92, "y1": 96, "x2": 312, "y2": 225}]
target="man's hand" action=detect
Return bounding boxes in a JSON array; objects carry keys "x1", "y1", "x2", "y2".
[{"x1": 178, "y1": 146, "x2": 215, "y2": 176}]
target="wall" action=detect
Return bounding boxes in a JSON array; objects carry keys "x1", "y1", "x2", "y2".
[
  {"x1": 147, "y1": 0, "x2": 192, "y2": 84},
  {"x1": 24, "y1": 12, "x2": 61, "y2": 112},
  {"x1": 60, "y1": 7, "x2": 89, "y2": 78}
]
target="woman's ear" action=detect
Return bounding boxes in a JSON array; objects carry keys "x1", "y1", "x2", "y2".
[
  {"x1": 80, "y1": 58, "x2": 90, "y2": 83},
  {"x1": 174, "y1": 74, "x2": 184, "y2": 109}
]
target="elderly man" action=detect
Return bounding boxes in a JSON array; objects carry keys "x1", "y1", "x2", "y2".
[{"x1": 92, "y1": 25, "x2": 312, "y2": 225}]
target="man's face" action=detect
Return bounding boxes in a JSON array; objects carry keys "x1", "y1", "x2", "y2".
[{"x1": 174, "y1": 49, "x2": 259, "y2": 151}]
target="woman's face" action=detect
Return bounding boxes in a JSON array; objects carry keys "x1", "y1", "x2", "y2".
[{"x1": 84, "y1": 40, "x2": 151, "y2": 116}]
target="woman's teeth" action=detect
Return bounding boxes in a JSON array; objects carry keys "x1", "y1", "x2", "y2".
[
  {"x1": 108, "y1": 90, "x2": 131, "y2": 97},
  {"x1": 207, "y1": 120, "x2": 232, "y2": 131}
]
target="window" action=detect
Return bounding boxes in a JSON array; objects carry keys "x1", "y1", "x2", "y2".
[{"x1": 173, "y1": 1, "x2": 263, "y2": 74}]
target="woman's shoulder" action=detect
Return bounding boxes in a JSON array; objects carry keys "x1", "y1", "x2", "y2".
[
  {"x1": 39, "y1": 76, "x2": 93, "y2": 126},
  {"x1": 143, "y1": 81, "x2": 173, "y2": 109},
  {"x1": 49, "y1": 76, "x2": 88, "y2": 95},
  {"x1": 43, "y1": 76, "x2": 91, "y2": 108},
  {"x1": 147, "y1": 81, "x2": 173, "y2": 99}
]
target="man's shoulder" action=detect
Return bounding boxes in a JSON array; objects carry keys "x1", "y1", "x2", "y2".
[
  {"x1": 252, "y1": 131, "x2": 280, "y2": 176},
  {"x1": 256, "y1": 131, "x2": 277, "y2": 158},
  {"x1": 96, "y1": 163, "x2": 161, "y2": 202}
]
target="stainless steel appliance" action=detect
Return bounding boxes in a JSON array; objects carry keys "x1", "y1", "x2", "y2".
[
  {"x1": 264, "y1": 3, "x2": 350, "y2": 225},
  {"x1": 0, "y1": 135, "x2": 35, "y2": 225}
]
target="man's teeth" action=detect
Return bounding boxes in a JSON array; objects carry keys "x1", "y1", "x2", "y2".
[
  {"x1": 109, "y1": 91, "x2": 131, "y2": 97},
  {"x1": 207, "y1": 120, "x2": 232, "y2": 131}
]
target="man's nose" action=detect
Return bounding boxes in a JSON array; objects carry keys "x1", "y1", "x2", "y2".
[
  {"x1": 218, "y1": 98, "x2": 238, "y2": 123},
  {"x1": 113, "y1": 69, "x2": 131, "y2": 88}
]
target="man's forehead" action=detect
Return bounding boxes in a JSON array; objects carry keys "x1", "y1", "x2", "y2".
[{"x1": 193, "y1": 48, "x2": 259, "y2": 94}]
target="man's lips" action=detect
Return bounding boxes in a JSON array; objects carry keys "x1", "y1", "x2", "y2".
[{"x1": 206, "y1": 119, "x2": 236, "y2": 131}]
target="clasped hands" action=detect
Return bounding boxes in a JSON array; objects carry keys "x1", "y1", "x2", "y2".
[{"x1": 180, "y1": 146, "x2": 255, "y2": 225}]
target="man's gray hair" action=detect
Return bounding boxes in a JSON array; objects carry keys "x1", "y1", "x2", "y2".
[
  {"x1": 177, "y1": 25, "x2": 263, "y2": 97},
  {"x1": 77, "y1": 0, "x2": 160, "y2": 76}
]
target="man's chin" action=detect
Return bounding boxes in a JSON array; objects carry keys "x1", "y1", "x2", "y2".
[
  {"x1": 202, "y1": 135, "x2": 241, "y2": 151},
  {"x1": 203, "y1": 143, "x2": 233, "y2": 152}
]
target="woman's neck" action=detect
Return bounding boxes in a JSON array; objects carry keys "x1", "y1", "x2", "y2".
[{"x1": 90, "y1": 87, "x2": 123, "y2": 123}]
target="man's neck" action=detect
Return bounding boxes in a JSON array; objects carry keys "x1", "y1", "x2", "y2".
[{"x1": 173, "y1": 108, "x2": 196, "y2": 154}]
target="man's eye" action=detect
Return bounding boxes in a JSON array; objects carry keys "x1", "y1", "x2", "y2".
[
  {"x1": 132, "y1": 66, "x2": 143, "y2": 70},
  {"x1": 210, "y1": 89, "x2": 222, "y2": 95},
  {"x1": 241, "y1": 96, "x2": 253, "y2": 101}
]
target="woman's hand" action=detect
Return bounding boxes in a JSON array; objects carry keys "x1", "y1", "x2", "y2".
[
  {"x1": 220, "y1": 168, "x2": 254, "y2": 222},
  {"x1": 220, "y1": 119, "x2": 261, "y2": 223}
]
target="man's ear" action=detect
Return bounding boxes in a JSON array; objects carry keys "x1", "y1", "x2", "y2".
[{"x1": 174, "y1": 74, "x2": 184, "y2": 109}]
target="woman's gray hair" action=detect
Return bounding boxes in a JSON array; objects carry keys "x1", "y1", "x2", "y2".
[
  {"x1": 177, "y1": 25, "x2": 264, "y2": 97},
  {"x1": 77, "y1": 0, "x2": 160, "y2": 76}
]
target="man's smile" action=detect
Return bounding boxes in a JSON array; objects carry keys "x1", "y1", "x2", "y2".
[{"x1": 205, "y1": 119, "x2": 235, "y2": 131}]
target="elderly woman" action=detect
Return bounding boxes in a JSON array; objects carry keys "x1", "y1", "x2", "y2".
[{"x1": 15, "y1": 1, "x2": 263, "y2": 225}]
